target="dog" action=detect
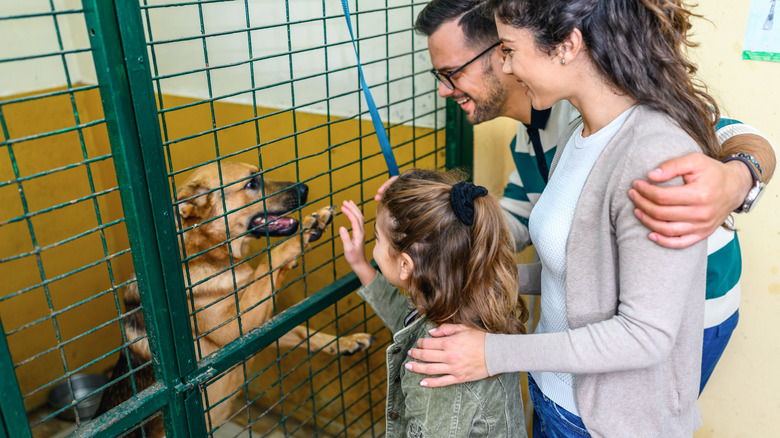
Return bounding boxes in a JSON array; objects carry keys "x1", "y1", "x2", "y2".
[{"x1": 97, "y1": 162, "x2": 374, "y2": 436}]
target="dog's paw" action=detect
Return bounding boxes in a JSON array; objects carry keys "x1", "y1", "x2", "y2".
[
  {"x1": 301, "y1": 206, "x2": 335, "y2": 244},
  {"x1": 326, "y1": 333, "x2": 376, "y2": 356}
]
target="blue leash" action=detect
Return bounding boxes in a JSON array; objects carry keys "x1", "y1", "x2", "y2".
[{"x1": 340, "y1": 0, "x2": 399, "y2": 176}]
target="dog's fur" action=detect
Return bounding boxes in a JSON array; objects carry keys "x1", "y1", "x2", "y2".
[{"x1": 97, "y1": 162, "x2": 374, "y2": 436}]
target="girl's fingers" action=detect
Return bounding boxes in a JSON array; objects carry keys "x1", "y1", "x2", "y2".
[
  {"x1": 341, "y1": 201, "x2": 365, "y2": 237},
  {"x1": 338, "y1": 226, "x2": 352, "y2": 248}
]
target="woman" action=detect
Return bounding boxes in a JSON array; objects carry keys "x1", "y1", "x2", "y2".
[{"x1": 405, "y1": 1, "x2": 720, "y2": 436}]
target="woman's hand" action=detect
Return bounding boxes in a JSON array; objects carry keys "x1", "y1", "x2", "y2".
[
  {"x1": 338, "y1": 200, "x2": 376, "y2": 285},
  {"x1": 405, "y1": 323, "x2": 488, "y2": 387}
]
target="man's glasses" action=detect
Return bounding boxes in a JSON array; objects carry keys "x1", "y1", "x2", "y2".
[{"x1": 430, "y1": 42, "x2": 500, "y2": 90}]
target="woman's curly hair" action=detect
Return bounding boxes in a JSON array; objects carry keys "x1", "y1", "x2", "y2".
[{"x1": 489, "y1": 0, "x2": 721, "y2": 157}]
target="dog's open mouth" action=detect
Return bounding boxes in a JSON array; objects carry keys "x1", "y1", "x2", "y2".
[{"x1": 249, "y1": 213, "x2": 299, "y2": 237}]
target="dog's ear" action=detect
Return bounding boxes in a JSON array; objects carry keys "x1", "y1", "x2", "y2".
[{"x1": 177, "y1": 182, "x2": 210, "y2": 220}]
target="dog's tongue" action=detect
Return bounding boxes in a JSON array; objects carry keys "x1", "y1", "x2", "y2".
[{"x1": 253, "y1": 215, "x2": 295, "y2": 232}]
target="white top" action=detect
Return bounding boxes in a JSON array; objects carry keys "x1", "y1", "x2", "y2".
[{"x1": 528, "y1": 106, "x2": 635, "y2": 415}]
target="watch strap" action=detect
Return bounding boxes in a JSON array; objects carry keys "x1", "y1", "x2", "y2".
[{"x1": 722, "y1": 154, "x2": 763, "y2": 213}]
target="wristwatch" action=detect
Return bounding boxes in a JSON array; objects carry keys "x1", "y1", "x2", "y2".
[{"x1": 723, "y1": 154, "x2": 766, "y2": 213}]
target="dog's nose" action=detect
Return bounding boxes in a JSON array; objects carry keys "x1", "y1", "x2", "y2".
[{"x1": 297, "y1": 184, "x2": 309, "y2": 204}]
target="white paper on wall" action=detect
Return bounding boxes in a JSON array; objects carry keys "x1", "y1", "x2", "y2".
[{"x1": 743, "y1": 0, "x2": 779, "y2": 62}]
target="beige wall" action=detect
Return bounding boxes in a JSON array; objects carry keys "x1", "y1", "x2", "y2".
[
  {"x1": 692, "y1": 2, "x2": 780, "y2": 436},
  {"x1": 473, "y1": 2, "x2": 780, "y2": 436},
  {"x1": 473, "y1": 117, "x2": 518, "y2": 195}
]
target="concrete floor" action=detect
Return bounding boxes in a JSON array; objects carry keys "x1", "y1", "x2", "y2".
[{"x1": 28, "y1": 403, "x2": 331, "y2": 437}]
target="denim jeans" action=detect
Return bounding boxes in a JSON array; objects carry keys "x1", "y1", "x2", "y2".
[
  {"x1": 528, "y1": 375, "x2": 590, "y2": 438},
  {"x1": 700, "y1": 310, "x2": 739, "y2": 394}
]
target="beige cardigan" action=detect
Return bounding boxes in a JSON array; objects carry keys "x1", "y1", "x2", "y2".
[{"x1": 486, "y1": 106, "x2": 707, "y2": 437}]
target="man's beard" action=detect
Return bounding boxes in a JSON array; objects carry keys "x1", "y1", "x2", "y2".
[{"x1": 466, "y1": 65, "x2": 508, "y2": 125}]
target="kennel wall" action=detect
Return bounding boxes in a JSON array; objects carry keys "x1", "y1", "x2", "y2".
[{"x1": 0, "y1": 1, "x2": 473, "y2": 437}]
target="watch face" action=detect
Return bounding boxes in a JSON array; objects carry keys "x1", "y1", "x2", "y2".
[{"x1": 744, "y1": 183, "x2": 766, "y2": 212}]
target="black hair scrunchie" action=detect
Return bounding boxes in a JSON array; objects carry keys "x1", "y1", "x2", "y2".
[{"x1": 450, "y1": 181, "x2": 488, "y2": 226}]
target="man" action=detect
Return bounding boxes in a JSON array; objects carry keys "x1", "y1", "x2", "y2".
[{"x1": 403, "y1": 0, "x2": 776, "y2": 392}]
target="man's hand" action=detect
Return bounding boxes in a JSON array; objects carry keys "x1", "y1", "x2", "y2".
[
  {"x1": 338, "y1": 200, "x2": 376, "y2": 285},
  {"x1": 374, "y1": 176, "x2": 399, "y2": 202},
  {"x1": 628, "y1": 152, "x2": 752, "y2": 249},
  {"x1": 405, "y1": 324, "x2": 488, "y2": 387}
]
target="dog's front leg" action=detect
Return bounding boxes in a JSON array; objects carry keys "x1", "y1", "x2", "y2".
[
  {"x1": 205, "y1": 207, "x2": 336, "y2": 344},
  {"x1": 278, "y1": 324, "x2": 375, "y2": 356}
]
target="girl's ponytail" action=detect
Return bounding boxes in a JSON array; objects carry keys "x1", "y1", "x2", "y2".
[
  {"x1": 379, "y1": 169, "x2": 527, "y2": 335},
  {"x1": 465, "y1": 195, "x2": 528, "y2": 334}
]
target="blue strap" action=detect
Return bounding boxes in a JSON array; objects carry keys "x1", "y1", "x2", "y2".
[
  {"x1": 340, "y1": 0, "x2": 399, "y2": 176},
  {"x1": 522, "y1": 107, "x2": 552, "y2": 184}
]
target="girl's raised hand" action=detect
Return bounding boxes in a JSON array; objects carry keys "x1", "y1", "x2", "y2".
[{"x1": 338, "y1": 200, "x2": 376, "y2": 285}]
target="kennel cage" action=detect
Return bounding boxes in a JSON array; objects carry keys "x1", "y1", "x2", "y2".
[{"x1": 0, "y1": 1, "x2": 472, "y2": 437}]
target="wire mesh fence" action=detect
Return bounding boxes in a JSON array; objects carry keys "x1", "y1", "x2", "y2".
[
  {"x1": 1, "y1": 1, "x2": 462, "y2": 437},
  {"x1": 0, "y1": 1, "x2": 133, "y2": 435}
]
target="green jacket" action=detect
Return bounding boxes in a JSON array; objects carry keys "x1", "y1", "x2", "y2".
[{"x1": 358, "y1": 273, "x2": 527, "y2": 438}]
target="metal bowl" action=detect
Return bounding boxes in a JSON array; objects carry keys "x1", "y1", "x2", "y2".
[{"x1": 47, "y1": 373, "x2": 109, "y2": 421}]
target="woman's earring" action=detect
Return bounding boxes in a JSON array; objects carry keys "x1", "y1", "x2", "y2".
[{"x1": 561, "y1": 58, "x2": 566, "y2": 65}]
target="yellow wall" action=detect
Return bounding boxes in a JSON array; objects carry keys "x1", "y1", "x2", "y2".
[
  {"x1": 473, "y1": 3, "x2": 780, "y2": 436},
  {"x1": 0, "y1": 86, "x2": 443, "y2": 417},
  {"x1": 473, "y1": 117, "x2": 519, "y2": 196}
]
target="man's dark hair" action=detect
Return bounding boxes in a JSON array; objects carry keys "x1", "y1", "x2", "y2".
[{"x1": 414, "y1": 0, "x2": 498, "y2": 49}]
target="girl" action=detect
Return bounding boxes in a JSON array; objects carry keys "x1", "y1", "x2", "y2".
[
  {"x1": 338, "y1": 168, "x2": 529, "y2": 438},
  {"x1": 405, "y1": 1, "x2": 720, "y2": 437}
]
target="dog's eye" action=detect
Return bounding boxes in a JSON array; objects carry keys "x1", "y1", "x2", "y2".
[{"x1": 245, "y1": 178, "x2": 260, "y2": 190}]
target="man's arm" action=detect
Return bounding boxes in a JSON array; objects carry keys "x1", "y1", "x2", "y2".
[
  {"x1": 719, "y1": 133, "x2": 775, "y2": 182},
  {"x1": 630, "y1": 122, "x2": 776, "y2": 249}
]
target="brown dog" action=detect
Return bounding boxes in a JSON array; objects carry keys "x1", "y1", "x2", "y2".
[{"x1": 97, "y1": 162, "x2": 374, "y2": 436}]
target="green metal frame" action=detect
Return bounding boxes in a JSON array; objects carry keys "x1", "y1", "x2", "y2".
[
  {"x1": 1, "y1": 0, "x2": 471, "y2": 436},
  {"x1": 0, "y1": 317, "x2": 30, "y2": 438},
  {"x1": 80, "y1": 0, "x2": 205, "y2": 435},
  {"x1": 446, "y1": 99, "x2": 474, "y2": 174}
]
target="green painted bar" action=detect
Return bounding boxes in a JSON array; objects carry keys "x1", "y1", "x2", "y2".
[
  {"x1": 70, "y1": 383, "x2": 168, "y2": 438},
  {"x1": 0, "y1": 318, "x2": 32, "y2": 438},
  {"x1": 82, "y1": 0, "x2": 205, "y2": 435},
  {"x1": 445, "y1": 99, "x2": 474, "y2": 173}
]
